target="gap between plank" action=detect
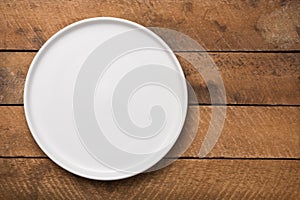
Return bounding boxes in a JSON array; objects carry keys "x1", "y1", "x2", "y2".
[
  {"x1": 1, "y1": 49, "x2": 300, "y2": 53},
  {"x1": 2, "y1": 104, "x2": 300, "y2": 107},
  {"x1": 0, "y1": 156, "x2": 299, "y2": 160},
  {"x1": 189, "y1": 104, "x2": 300, "y2": 107}
]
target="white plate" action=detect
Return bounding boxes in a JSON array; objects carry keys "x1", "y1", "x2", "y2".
[{"x1": 24, "y1": 17, "x2": 187, "y2": 180}]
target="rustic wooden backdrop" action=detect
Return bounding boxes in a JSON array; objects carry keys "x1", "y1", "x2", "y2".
[{"x1": 0, "y1": 0, "x2": 299, "y2": 199}]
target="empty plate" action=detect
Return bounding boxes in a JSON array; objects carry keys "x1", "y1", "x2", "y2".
[{"x1": 24, "y1": 17, "x2": 187, "y2": 180}]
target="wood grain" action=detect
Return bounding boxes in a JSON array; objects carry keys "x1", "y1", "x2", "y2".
[
  {"x1": 180, "y1": 52, "x2": 300, "y2": 105},
  {"x1": 0, "y1": 52, "x2": 33, "y2": 104},
  {"x1": 183, "y1": 106, "x2": 300, "y2": 158},
  {"x1": 1, "y1": 52, "x2": 299, "y2": 105},
  {"x1": 0, "y1": 158, "x2": 299, "y2": 199},
  {"x1": 1, "y1": 0, "x2": 299, "y2": 198},
  {"x1": 1, "y1": 0, "x2": 300, "y2": 50},
  {"x1": 1, "y1": 106, "x2": 299, "y2": 158}
]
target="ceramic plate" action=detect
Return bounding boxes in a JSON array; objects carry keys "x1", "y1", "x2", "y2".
[{"x1": 24, "y1": 17, "x2": 187, "y2": 180}]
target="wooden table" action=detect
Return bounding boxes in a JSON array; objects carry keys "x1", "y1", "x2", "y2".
[{"x1": 1, "y1": 0, "x2": 299, "y2": 199}]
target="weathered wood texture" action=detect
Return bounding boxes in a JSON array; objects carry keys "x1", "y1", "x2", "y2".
[
  {"x1": 0, "y1": 52, "x2": 32, "y2": 104},
  {"x1": 180, "y1": 52, "x2": 300, "y2": 105},
  {"x1": 1, "y1": 106, "x2": 299, "y2": 158},
  {"x1": 1, "y1": 52, "x2": 299, "y2": 104},
  {"x1": 0, "y1": 159, "x2": 299, "y2": 199},
  {"x1": 1, "y1": 0, "x2": 300, "y2": 50},
  {"x1": 1, "y1": 0, "x2": 300, "y2": 198}
]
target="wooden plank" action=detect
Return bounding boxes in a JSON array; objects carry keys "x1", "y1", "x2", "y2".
[
  {"x1": 183, "y1": 106, "x2": 300, "y2": 158},
  {"x1": 0, "y1": 159, "x2": 299, "y2": 199},
  {"x1": 0, "y1": 52, "x2": 33, "y2": 104},
  {"x1": 180, "y1": 52, "x2": 300, "y2": 105},
  {"x1": 1, "y1": 52, "x2": 299, "y2": 105},
  {"x1": 1, "y1": 106, "x2": 299, "y2": 158},
  {"x1": 0, "y1": 107, "x2": 44, "y2": 157},
  {"x1": 1, "y1": 0, "x2": 300, "y2": 50}
]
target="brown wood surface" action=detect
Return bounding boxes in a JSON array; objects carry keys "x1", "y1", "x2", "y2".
[
  {"x1": 1, "y1": 0, "x2": 300, "y2": 51},
  {"x1": 1, "y1": 106, "x2": 299, "y2": 158},
  {"x1": 0, "y1": 159, "x2": 299, "y2": 199},
  {"x1": 1, "y1": 0, "x2": 300, "y2": 199},
  {"x1": 1, "y1": 52, "x2": 299, "y2": 105}
]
